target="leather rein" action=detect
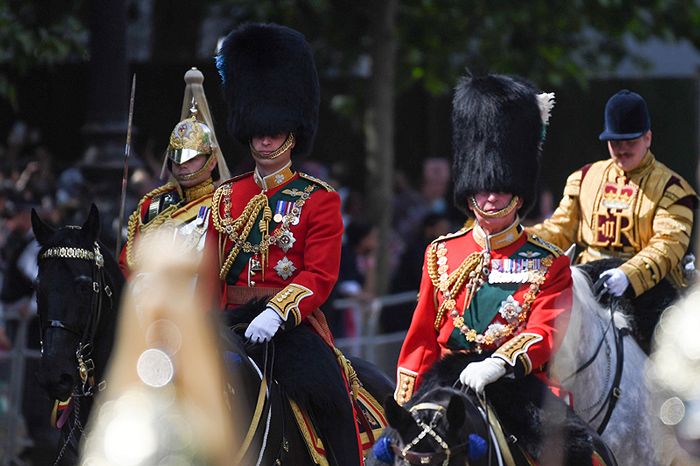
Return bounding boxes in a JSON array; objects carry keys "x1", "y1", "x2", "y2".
[{"x1": 560, "y1": 281, "x2": 627, "y2": 435}]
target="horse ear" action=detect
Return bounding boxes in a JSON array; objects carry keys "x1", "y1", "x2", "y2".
[
  {"x1": 446, "y1": 394, "x2": 466, "y2": 430},
  {"x1": 31, "y1": 208, "x2": 55, "y2": 245},
  {"x1": 82, "y1": 204, "x2": 100, "y2": 242},
  {"x1": 384, "y1": 395, "x2": 413, "y2": 431}
]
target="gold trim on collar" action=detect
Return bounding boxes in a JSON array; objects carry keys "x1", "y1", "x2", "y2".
[
  {"x1": 473, "y1": 217, "x2": 523, "y2": 250},
  {"x1": 183, "y1": 177, "x2": 214, "y2": 203},
  {"x1": 254, "y1": 162, "x2": 295, "y2": 190}
]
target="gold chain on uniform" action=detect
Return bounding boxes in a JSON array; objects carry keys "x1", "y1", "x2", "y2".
[
  {"x1": 212, "y1": 182, "x2": 316, "y2": 280},
  {"x1": 428, "y1": 240, "x2": 549, "y2": 352}
]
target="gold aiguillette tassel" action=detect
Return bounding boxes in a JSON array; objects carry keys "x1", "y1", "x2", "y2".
[{"x1": 259, "y1": 203, "x2": 272, "y2": 282}]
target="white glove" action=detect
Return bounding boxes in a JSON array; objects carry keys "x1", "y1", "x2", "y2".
[
  {"x1": 459, "y1": 357, "x2": 507, "y2": 394},
  {"x1": 244, "y1": 307, "x2": 284, "y2": 343},
  {"x1": 599, "y1": 268, "x2": 629, "y2": 297}
]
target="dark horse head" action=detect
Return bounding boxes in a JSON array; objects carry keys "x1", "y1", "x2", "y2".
[
  {"x1": 31, "y1": 204, "x2": 124, "y2": 403},
  {"x1": 374, "y1": 386, "x2": 490, "y2": 466}
]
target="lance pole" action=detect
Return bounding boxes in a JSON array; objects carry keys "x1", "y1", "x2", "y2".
[{"x1": 115, "y1": 74, "x2": 136, "y2": 257}]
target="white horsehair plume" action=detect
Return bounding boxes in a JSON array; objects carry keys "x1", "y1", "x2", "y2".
[{"x1": 536, "y1": 92, "x2": 556, "y2": 125}]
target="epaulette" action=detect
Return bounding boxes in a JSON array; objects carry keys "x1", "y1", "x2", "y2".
[
  {"x1": 143, "y1": 182, "x2": 178, "y2": 202},
  {"x1": 125, "y1": 182, "x2": 179, "y2": 269},
  {"x1": 299, "y1": 172, "x2": 335, "y2": 192},
  {"x1": 430, "y1": 225, "x2": 472, "y2": 245},
  {"x1": 219, "y1": 171, "x2": 253, "y2": 188},
  {"x1": 526, "y1": 233, "x2": 563, "y2": 257},
  {"x1": 138, "y1": 182, "x2": 180, "y2": 221}
]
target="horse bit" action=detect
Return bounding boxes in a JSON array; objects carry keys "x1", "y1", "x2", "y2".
[{"x1": 39, "y1": 241, "x2": 112, "y2": 397}]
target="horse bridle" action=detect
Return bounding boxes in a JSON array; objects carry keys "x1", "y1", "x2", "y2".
[
  {"x1": 560, "y1": 282, "x2": 627, "y2": 435},
  {"x1": 38, "y1": 241, "x2": 113, "y2": 397},
  {"x1": 391, "y1": 392, "x2": 488, "y2": 466}
]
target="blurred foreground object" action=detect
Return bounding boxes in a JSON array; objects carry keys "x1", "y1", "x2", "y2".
[
  {"x1": 648, "y1": 287, "x2": 700, "y2": 464},
  {"x1": 80, "y1": 230, "x2": 236, "y2": 466}
]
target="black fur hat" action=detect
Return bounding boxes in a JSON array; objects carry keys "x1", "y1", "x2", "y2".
[
  {"x1": 216, "y1": 23, "x2": 320, "y2": 158},
  {"x1": 452, "y1": 74, "x2": 548, "y2": 215}
]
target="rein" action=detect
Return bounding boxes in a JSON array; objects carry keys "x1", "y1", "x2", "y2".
[
  {"x1": 562, "y1": 289, "x2": 627, "y2": 435},
  {"x1": 233, "y1": 341, "x2": 274, "y2": 466},
  {"x1": 588, "y1": 304, "x2": 626, "y2": 434}
]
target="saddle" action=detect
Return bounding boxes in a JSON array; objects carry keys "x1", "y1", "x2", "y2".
[{"x1": 225, "y1": 303, "x2": 387, "y2": 464}]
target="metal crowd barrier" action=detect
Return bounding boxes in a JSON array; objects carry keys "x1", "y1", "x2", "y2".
[
  {"x1": 332, "y1": 290, "x2": 416, "y2": 375},
  {"x1": 0, "y1": 309, "x2": 41, "y2": 466}
]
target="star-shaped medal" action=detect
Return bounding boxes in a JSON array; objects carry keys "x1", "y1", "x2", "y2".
[
  {"x1": 278, "y1": 230, "x2": 296, "y2": 253},
  {"x1": 274, "y1": 257, "x2": 296, "y2": 280}
]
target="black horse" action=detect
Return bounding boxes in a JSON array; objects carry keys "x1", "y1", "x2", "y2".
[
  {"x1": 367, "y1": 353, "x2": 618, "y2": 466},
  {"x1": 32, "y1": 205, "x2": 394, "y2": 465},
  {"x1": 32, "y1": 205, "x2": 123, "y2": 465}
]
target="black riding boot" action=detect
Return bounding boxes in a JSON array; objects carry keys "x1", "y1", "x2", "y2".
[{"x1": 313, "y1": 398, "x2": 363, "y2": 466}]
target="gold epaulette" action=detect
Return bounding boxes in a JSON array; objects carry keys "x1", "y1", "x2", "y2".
[
  {"x1": 299, "y1": 172, "x2": 335, "y2": 192},
  {"x1": 142, "y1": 182, "x2": 179, "y2": 213},
  {"x1": 429, "y1": 225, "x2": 472, "y2": 245},
  {"x1": 220, "y1": 171, "x2": 254, "y2": 186},
  {"x1": 563, "y1": 168, "x2": 585, "y2": 197},
  {"x1": 526, "y1": 233, "x2": 563, "y2": 257}
]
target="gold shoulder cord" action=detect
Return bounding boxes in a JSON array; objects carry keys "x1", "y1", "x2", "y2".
[
  {"x1": 125, "y1": 183, "x2": 178, "y2": 268},
  {"x1": 427, "y1": 243, "x2": 484, "y2": 329}
]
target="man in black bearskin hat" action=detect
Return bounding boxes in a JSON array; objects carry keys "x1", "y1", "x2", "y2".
[
  {"x1": 396, "y1": 74, "x2": 569, "y2": 402},
  {"x1": 209, "y1": 23, "x2": 366, "y2": 465},
  {"x1": 392, "y1": 75, "x2": 618, "y2": 464}
]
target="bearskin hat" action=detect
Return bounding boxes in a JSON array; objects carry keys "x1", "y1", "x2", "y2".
[
  {"x1": 216, "y1": 23, "x2": 320, "y2": 158},
  {"x1": 452, "y1": 74, "x2": 550, "y2": 216}
]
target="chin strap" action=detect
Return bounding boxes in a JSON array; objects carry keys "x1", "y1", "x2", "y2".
[
  {"x1": 249, "y1": 133, "x2": 295, "y2": 160},
  {"x1": 470, "y1": 195, "x2": 520, "y2": 219}
]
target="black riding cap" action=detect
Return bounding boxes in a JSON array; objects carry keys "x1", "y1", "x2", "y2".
[{"x1": 598, "y1": 89, "x2": 651, "y2": 141}]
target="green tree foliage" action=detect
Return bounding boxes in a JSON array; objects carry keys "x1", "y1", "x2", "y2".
[
  {"x1": 220, "y1": 0, "x2": 700, "y2": 93},
  {"x1": 0, "y1": 0, "x2": 87, "y2": 107},
  {"x1": 215, "y1": 0, "x2": 700, "y2": 294}
]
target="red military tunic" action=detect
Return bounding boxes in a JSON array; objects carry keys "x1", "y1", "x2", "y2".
[
  {"x1": 119, "y1": 181, "x2": 214, "y2": 277},
  {"x1": 208, "y1": 163, "x2": 342, "y2": 326},
  {"x1": 395, "y1": 221, "x2": 572, "y2": 404}
]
